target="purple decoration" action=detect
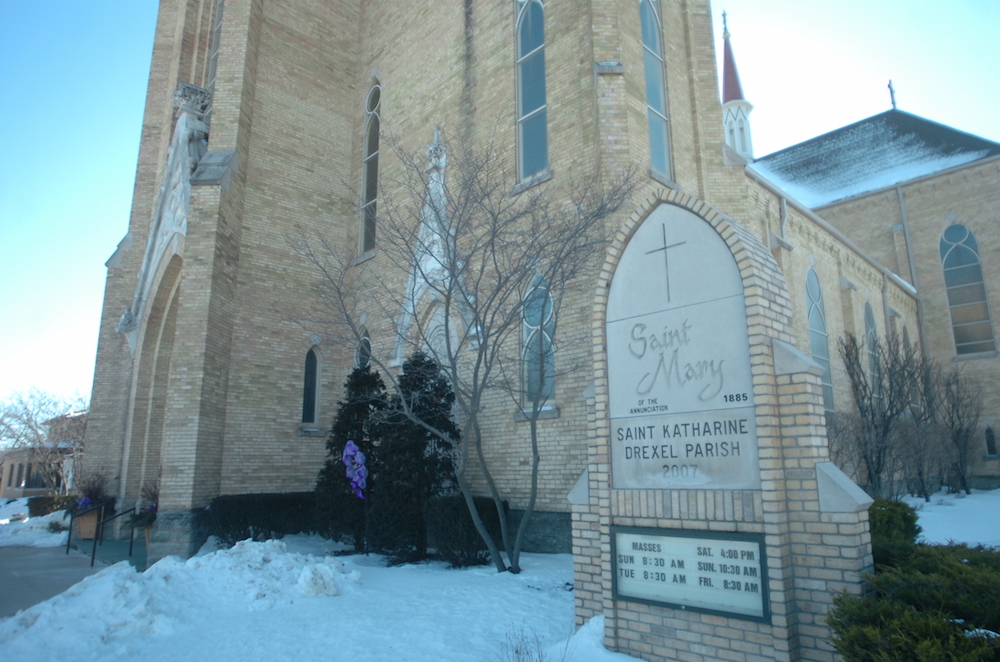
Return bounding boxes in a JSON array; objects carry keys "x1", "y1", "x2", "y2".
[
  {"x1": 342, "y1": 440, "x2": 368, "y2": 499},
  {"x1": 76, "y1": 496, "x2": 92, "y2": 510}
]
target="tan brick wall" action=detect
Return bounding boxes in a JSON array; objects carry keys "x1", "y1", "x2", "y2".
[{"x1": 819, "y1": 157, "x2": 1000, "y2": 485}]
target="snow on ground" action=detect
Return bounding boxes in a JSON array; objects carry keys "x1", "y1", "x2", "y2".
[
  {"x1": 0, "y1": 490, "x2": 997, "y2": 662},
  {"x1": 902, "y1": 488, "x2": 1000, "y2": 546},
  {"x1": 0, "y1": 499, "x2": 68, "y2": 548}
]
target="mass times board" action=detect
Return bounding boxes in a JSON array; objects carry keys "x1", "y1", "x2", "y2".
[{"x1": 611, "y1": 527, "x2": 769, "y2": 621}]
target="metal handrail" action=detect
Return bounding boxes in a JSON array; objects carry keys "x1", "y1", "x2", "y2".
[
  {"x1": 65, "y1": 502, "x2": 107, "y2": 556},
  {"x1": 91, "y1": 508, "x2": 136, "y2": 567}
]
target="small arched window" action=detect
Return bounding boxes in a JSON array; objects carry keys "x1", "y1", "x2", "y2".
[
  {"x1": 864, "y1": 301, "x2": 880, "y2": 387},
  {"x1": 940, "y1": 224, "x2": 996, "y2": 355},
  {"x1": 302, "y1": 348, "x2": 319, "y2": 424},
  {"x1": 806, "y1": 268, "x2": 834, "y2": 413},
  {"x1": 986, "y1": 427, "x2": 997, "y2": 457},
  {"x1": 639, "y1": 0, "x2": 672, "y2": 178},
  {"x1": 516, "y1": 0, "x2": 548, "y2": 180},
  {"x1": 523, "y1": 274, "x2": 555, "y2": 407},
  {"x1": 355, "y1": 328, "x2": 372, "y2": 369},
  {"x1": 361, "y1": 83, "x2": 381, "y2": 254}
]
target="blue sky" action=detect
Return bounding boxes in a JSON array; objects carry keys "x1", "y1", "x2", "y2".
[{"x1": 0, "y1": 1, "x2": 997, "y2": 404}]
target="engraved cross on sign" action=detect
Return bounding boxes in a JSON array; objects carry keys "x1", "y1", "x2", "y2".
[{"x1": 646, "y1": 223, "x2": 686, "y2": 302}]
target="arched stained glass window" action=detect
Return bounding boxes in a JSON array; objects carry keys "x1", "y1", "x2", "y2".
[
  {"x1": 516, "y1": 0, "x2": 548, "y2": 180},
  {"x1": 639, "y1": 0, "x2": 672, "y2": 178},
  {"x1": 523, "y1": 274, "x2": 555, "y2": 406},
  {"x1": 361, "y1": 83, "x2": 381, "y2": 253},
  {"x1": 940, "y1": 224, "x2": 995, "y2": 355},
  {"x1": 302, "y1": 348, "x2": 319, "y2": 424},
  {"x1": 806, "y1": 268, "x2": 835, "y2": 413}
]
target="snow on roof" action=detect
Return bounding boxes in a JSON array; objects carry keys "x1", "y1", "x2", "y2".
[{"x1": 750, "y1": 110, "x2": 1000, "y2": 208}]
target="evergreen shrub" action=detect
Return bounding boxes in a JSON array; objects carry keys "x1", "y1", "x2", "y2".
[
  {"x1": 830, "y1": 541, "x2": 1000, "y2": 662},
  {"x1": 314, "y1": 365, "x2": 386, "y2": 548},
  {"x1": 28, "y1": 495, "x2": 78, "y2": 517},
  {"x1": 869, "y1": 498, "x2": 921, "y2": 568},
  {"x1": 209, "y1": 492, "x2": 316, "y2": 547},
  {"x1": 425, "y1": 495, "x2": 507, "y2": 568},
  {"x1": 367, "y1": 352, "x2": 458, "y2": 564}
]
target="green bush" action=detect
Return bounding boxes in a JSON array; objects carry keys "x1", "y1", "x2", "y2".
[
  {"x1": 28, "y1": 495, "x2": 78, "y2": 517},
  {"x1": 830, "y1": 541, "x2": 1000, "y2": 662},
  {"x1": 829, "y1": 593, "x2": 999, "y2": 662},
  {"x1": 425, "y1": 495, "x2": 507, "y2": 568},
  {"x1": 869, "y1": 498, "x2": 921, "y2": 568},
  {"x1": 209, "y1": 492, "x2": 317, "y2": 547}
]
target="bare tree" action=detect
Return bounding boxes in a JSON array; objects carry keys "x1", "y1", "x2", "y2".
[
  {"x1": 292, "y1": 129, "x2": 633, "y2": 572},
  {"x1": 898, "y1": 348, "x2": 945, "y2": 501},
  {"x1": 939, "y1": 368, "x2": 981, "y2": 495},
  {"x1": 0, "y1": 390, "x2": 87, "y2": 493},
  {"x1": 838, "y1": 334, "x2": 914, "y2": 499}
]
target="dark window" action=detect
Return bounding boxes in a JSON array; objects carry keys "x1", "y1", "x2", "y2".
[
  {"x1": 361, "y1": 84, "x2": 381, "y2": 253},
  {"x1": 986, "y1": 427, "x2": 997, "y2": 457},
  {"x1": 302, "y1": 348, "x2": 318, "y2": 424}
]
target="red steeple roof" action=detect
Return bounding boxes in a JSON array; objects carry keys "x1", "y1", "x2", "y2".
[{"x1": 722, "y1": 14, "x2": 745, "y2": 103}]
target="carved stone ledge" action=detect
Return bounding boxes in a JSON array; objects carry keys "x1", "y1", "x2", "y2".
[{"x1": 173, "y1": 82, "x2": 212, "y2": 118}]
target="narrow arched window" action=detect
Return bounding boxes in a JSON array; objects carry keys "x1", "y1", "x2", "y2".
[
  {"x1": 361, "y1": 83, "x2": 381, "y2": 254},
  {"x1": 302, "y1": 348, "x2": 319, "y2": 424},
  {"x1": 523, "y1": 274, "x2": 555, "y2": 407},
  {"x1": 940, "y1": 224, "x2": 996, "y2": 355},
  {"x1": 355, "y1": 328, "x2": 372, "y2": 369},
  {"x1": 806, "y1": 268, "x2": 834, "y2": 413},
  {"x1": 985, "y1": 427, "x2": 997, "y2": 456},
  {"x1": 864, "y1": 301, "x2": 881, "y2": 397},
  {"x1": 640, "y1": 0, "x2": 672, "y2": 178},
  {"x1": 516, "y1": 0, "x2": 548, "y2": 180}
]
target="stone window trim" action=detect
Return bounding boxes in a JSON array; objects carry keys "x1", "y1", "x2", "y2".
[
  {"x1": 509, "y1": 168, "x2": 553, "y2": 196},
  {"x1": 514, "y1": 405, "x2": 560, "y2": 422}
]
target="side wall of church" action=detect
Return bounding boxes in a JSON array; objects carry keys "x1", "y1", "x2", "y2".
[{"x1": 820, "y1": 156, "x2": 1000, "y2": 486}]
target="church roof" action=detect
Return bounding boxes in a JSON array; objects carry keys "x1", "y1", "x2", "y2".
[{"x1": 750, "y1": 109, "x2": 1000, "y2": 208}]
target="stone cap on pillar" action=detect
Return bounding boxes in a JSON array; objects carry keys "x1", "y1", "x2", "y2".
[{"x1": 817, "y1": 462, "x2": 874, "y2": 513}]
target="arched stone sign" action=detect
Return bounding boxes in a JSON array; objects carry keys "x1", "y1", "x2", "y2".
[{"x1": 607, "y1": 204, "x2": 759, "y2": 490}]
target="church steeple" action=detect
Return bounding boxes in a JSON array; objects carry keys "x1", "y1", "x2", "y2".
[{"x1": 721, "y1": 12, "x2": 754, "y2": 160}]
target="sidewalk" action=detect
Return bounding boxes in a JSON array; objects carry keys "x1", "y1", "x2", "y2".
[
  {"x1": 0, "y1": 546, "x2": 105, "y2": 618},
  {"x1": 0, "y1": 538, "x2": 147, "y2": 618}
]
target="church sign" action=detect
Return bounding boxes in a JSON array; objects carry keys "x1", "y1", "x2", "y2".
[
  {"x1": 612, "y1": 527, "x2": 769, "y2": 621},
  {"x1": 607, "y1": 206, "x2": 759, "y2": 490}
]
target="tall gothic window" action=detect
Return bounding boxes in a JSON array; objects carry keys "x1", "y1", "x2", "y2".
[
  {"x1": 940, "y1": 224, "x2": 996, "y2": 355},
  {"x1": 361, "y1": 83, "x2": 381, "y2": 254},
  {"x1": 806, "y1": 268, "x2": 835, "y2": 413},
  {"x1": 522, "y1": 274, "x2": 555, "y2": 407},
  {"x1": 516, "y1": 0, "x2": 548, "y2": 180},
  {"x1": 986, "y1": 427, "x2": 997, "y2": 457},
  {"x1": 302, "y1": 348, "x2": 319, "y2": 424},
  {"x1": 639, "y1": 0, "x2": 672, "y2": 179}
]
